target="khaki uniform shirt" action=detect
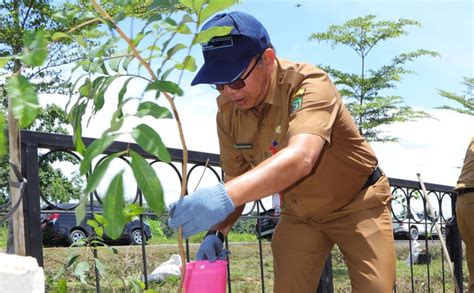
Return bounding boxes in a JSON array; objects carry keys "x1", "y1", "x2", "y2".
[
  {"x1": 216, "y1": 58, "x2": 379, "y2": 219},
  {"x1": 455, "y1": 137, "x2": 474, "y2": 190}
]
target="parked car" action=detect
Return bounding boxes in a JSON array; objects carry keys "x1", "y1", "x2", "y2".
[
  {"x1": 392, "y1": 211, "x2": 444, "y2": 240},
  {"x1": 255, "y1": 208, "x2": 280, "y2": 240},
  {"x1": 41, "y1": 204, "x2": 152, "y2": 246}
]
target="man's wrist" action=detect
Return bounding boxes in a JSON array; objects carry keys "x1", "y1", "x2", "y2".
[{"x1": 205, "y1": 230, "x2": 225, "y2": 242}]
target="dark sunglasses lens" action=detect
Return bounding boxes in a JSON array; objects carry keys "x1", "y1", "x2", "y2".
[
  {"x1": 228, "y1": 79, "x2": 245, "y2": 90},
  {"x1": 214, "y1": 79, "x2": 245, "y2": 91}
]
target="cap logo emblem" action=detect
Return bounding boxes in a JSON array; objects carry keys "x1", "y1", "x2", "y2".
[{"x1": 202, "y1": 36, "x2": 233, "y2": 51}]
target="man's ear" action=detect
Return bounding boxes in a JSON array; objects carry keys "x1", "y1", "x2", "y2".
[{"x1": 262, "y1": 48, "x2": 275, "y2": 70}]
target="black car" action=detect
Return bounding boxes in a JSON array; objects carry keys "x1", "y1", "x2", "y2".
[
  {"x1": 41, "y1": 204, "x2": 152, "y2": 246},
  {"x1": 255, "y1": 208, "x2": 280, "y2": 240}
]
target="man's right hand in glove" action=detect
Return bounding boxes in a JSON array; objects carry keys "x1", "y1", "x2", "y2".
[{"x1": 196, "y1": 232, "x2": 229, "y2": 262}]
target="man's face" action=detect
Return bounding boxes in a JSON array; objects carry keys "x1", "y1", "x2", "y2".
[{"x1": 217, "y1": 50, "x2": 274, "y2": 110}]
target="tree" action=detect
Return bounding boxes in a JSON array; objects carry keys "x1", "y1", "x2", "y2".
[
  {"x1": 310, "y1": 15, "x2": 439, "y2": 142},
  {"x1": 0, "y1": 0, "x2": 100, "y2": 254},
  {"x1": 437, "y1": 77, "x2": 474, "y2": 116},
  {"x1": 1, "y1": 0, "x2": 237, "y2": 288}
]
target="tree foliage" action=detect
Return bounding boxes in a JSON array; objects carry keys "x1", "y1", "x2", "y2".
[
  {"x1": 437, "y1": 77, "x2": 474, "y2": 116},
  {"x1": 0, "y1": 0, "x2": 92, "y2": 205},
  {"x1": 1, "y1": 0, "x2": 237, "y2": 245},
  {"x1": 310, "y1": 14, "x2": 439, "y2": 142}
]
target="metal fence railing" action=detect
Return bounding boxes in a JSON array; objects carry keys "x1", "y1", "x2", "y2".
[{"x1": 5, "y1": 130, "x2": 464, "y2": 292}]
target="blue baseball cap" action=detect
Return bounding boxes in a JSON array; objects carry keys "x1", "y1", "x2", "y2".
[{"x1": 191, "y1": 11, "x2": 271, "y2": 86}]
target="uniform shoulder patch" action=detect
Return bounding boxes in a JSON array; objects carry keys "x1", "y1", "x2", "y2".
[{"x1": 291, "y1": 88, "x2": 305, "y2": 113}]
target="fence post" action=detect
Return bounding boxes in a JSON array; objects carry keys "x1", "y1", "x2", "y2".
[
  {"x1": 21, "y1": 142, "x2": 43, "y2": 267},
  {"x1": 452, "y1": 194, "x2": 463, "y2": 292}
]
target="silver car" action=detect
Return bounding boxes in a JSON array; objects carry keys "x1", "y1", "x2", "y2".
[{"x1": 392, "y1": 211, "x2": 442, "y2": 240}]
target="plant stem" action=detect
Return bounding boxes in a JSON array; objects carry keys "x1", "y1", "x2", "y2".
[{"x1": 90, "y1": 1, "x2": 189, "y2": 292}]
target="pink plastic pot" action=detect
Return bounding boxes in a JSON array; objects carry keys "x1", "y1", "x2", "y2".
[{"x1": 183, "y1": 260, "x2": 227, "y2": 293}]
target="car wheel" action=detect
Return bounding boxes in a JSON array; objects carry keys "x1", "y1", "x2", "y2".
[
  {"x1": 69, "y1": 229, "x2": 87, "y2": 244},
  {"x1": 130, "y1": 229, "x2": 144, "y2": 245},
  {"x1": 409, "y1": 226, "x2": 419, "y2": 240}
]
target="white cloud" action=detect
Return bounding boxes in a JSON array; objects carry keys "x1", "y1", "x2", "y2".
[{"x1": 372, "y1": 109, "x2": 474, "y2": 186}]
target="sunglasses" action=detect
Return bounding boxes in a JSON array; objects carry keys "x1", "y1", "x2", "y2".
[{"x1": 214, "y1": 53, "x2": 263, "y2": 91}]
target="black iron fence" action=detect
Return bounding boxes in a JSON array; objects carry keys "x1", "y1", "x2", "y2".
[{"x1": 4, "y1": 130, "x2": 465, "y2": 292}]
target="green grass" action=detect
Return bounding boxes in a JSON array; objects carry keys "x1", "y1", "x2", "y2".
[
  {"x1": 0, "y1": 225, "x2": 6, "y2": 250},
  {"x1": 40, "y1": 241, "x2": 469, "y2": 292},
  {"x1": 1, "y1": 223, "x2": 468, "y2": 292}
]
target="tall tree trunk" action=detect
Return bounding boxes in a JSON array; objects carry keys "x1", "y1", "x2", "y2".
[{"x1": 7, "y1": 0, "x2": 26, "y2": 255}]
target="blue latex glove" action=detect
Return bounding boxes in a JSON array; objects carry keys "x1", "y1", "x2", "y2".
[
  {"x1": 168, "y1": 183, "x2": 235, "y2": 239},
  {"x1": 195, "y1": 235, "x2": 230, "y2": 262}
]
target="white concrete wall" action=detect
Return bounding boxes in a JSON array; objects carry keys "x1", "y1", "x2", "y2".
[{"x1": 0, "y1": 253, "x2": 44, "y2": 293}]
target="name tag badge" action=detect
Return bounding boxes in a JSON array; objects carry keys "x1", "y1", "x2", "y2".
[{"x1": 234, "y1": 143, "x2": 253, "y2": 149}]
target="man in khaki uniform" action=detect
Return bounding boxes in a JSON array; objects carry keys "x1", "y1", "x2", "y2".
[
  {"x1": 169, "y1": 11, "x2": 396, "y2": 292},
  {"x1": 454, "y1": 137, "x2": 474, "y2": 292}
]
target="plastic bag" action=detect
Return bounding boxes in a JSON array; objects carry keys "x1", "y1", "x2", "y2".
[
  {"x1": 147, "y1": 254, "x2": 182, "y2": 283},
  {"x1": 406, "y1": 240, "x2": 421, "y2": 265}
]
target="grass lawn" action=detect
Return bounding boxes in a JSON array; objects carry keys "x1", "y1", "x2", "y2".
[{"x1": 39, "y1": 239, "x2": 468, "y2": 292}]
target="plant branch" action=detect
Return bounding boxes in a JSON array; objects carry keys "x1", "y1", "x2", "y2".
[
  {"x1": 68, "y1": 18, "x2": 102, "y2": 34},
  {"x1": 90, "y1": 1, "x2": 189, "y2": 291}
]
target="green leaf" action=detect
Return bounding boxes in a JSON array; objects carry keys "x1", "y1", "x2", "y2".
[
  {"x1": 6, "y1": 75, "x2": 40, "y2": 128},
  {"x1": 72, "y1": 35, "x2": 87, "y2": 48},
  {"x1": 94, "y1": 259, "x2": 107, "y2": 277},
  {"x1": 136, "y1": 102, "x2": 172, "y2": 119},
  {"x1": 123, "y1": 56, "x2": 134, "y2": 71},
  {"x1": 68, "y1": 102, "x2": 87, "y2": 155},
  {"x1": 123, "y1": 204, "x2": 145, "y2": 217},
  {"x1": 151, "y1": 0, "x2": 179, "y2": 9},
  {"x1": 118, "y1": 77, "x2": 133, "y2": 106},
  {"x1": 80, "y1": 133, "x2": 119, "y2": 175},
  {"x1": 93, "y1": 213, "x2": 105, "y2": 225},
  {"x1": 85, "y1": 154, "x2": 117, "y2": 194},
  {"x1": 65, "y1": 252, "x2": 81, "y2": 268},
  {"x1": 95, "y1": 226, "x2": 104, "y2": 238},
  {"x1": 94, "y1": 75, "x2": 121, "y2": 112},
  {"x1": 52, "y1": 278, "x2": 67, "y2": 293},
  {"x1": 200, "y1": 0, "x2": 236, "y2": 23},
  {"x1": 130, "y1": 150, "x2": 165, "y2": 216},
  {"x1": 75, "y1": 195, "x2": 87, "y2": 225},
  {"x1": 78, "y1": 78, "x2": 93, "y2": 98},
  {"x1": 132, "y1": 124, "x2": 171, "y2": 162},
  {"x1": 179, "y1": 0, "x2": 193, "y2": 9},
  {"x1": 0, "y1": 114, "x2": 5, "y2": 156},
  {"x1": 0, "y1": 56, "x2": 10, "y2": 68},
  {"x1": 109, "y1": 55, "x2": 122, "y2": 73},
  {"x1": 193, "y1": 0, "x2": 206, "y2": 12},
  {"x1": 51, "y1": 32, "x2": 71, "y2": 41},
  {"x1": 166, "y1": 43, "x2": 186, "y2": 58},
  {"x1": 87, "y1": 219, "x2": 99, "y2": 229},
  {"x1": 145, "y1": 80, "x2": 183, "y2": 96},
  {"x1": 103, "y1": 172, "x2": 126, "y2": 240},
  {"x1": 193, "y1": 26, "x2": 233, "y2": 44},
  {"x1": 22, "y1": 30, "x2": 50, "y2": 67},
  {"x1": 176, "y1": 55, "x2": 197, "y2": 72},
  {"x1": 73, "y1": 261, "x2": 89, "y2": 284}
]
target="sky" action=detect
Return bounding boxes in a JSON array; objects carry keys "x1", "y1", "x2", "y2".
[{"x1": 41, "y1": 0, "x2": 473, "y2": 211}]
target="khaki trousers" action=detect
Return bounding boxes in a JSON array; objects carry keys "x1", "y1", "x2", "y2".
[
  {"x1": 271, "y1": 184, "x2": 396, "y2": 292},
  {"x1": 456, "y1": 192, "x2": 474, "y2": 292}
]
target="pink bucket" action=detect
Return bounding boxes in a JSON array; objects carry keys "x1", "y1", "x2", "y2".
[{"x1": 183, "y1": 260, "x2": 227, "y2": 293}]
